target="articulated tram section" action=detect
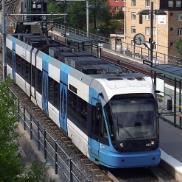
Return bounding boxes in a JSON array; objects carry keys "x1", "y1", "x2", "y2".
[{"x1": 0, "y1": 0, "x2": 182, "y2": 181}]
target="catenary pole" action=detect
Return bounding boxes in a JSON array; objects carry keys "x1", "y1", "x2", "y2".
[
  {"x1": 150, "y1": 1, "x2": 154, "y2": 66},
  {"x1": 86, "y1": 0, "x2": 89, "y2": 37},
  {"x1": 2, "y1": 0, "x2": 6, "y2": 80}
]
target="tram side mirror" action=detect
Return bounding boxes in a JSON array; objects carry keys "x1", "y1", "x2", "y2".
[
  {"x1": 155, "y1": 90, "x2": 161, "y2": 94},
  {"x1": 167, "y1": 99, "x2": 172, "y2": 111},
  {"x1": 96, "y1": 103, "x2": 102, "y2": 120}
]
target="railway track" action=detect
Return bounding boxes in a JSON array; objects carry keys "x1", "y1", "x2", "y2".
[
  {"x1": 8, "y1": 82, "x2": 176, "y2": 182},
  {"x1": 0, "y1": 57, "x2": 177, "y2": 182},
  {"x1": 0, "y1": 52, "x2": 174, "y2": 182},
  {"x1": 101, "y1": 51, "x2": 152, "y2": 76},
  {"x1": 0, "y1": 21, "x2": 178, "y2": 180}
]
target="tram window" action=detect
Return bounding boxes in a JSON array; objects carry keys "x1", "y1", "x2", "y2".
[
  {"x1": 21, "y1": 59, "x2": 26, "y2": 79},
  {"x1": 48, "y1": 77, "x2": 60, "y2": 109},
  {"x1": 25, "y1": 62, "x2": 31, "y2": 84},
  {"x1": 16, "y1": 56, "x2": 22, "y2": 76},
  {"x1": 31, "y1": 65, "x2": 35, "y2": 87},
  {"x1": 92, "y1": 106, "x2": 109, "y2": 145},
  {"x1": 92, "y1": 107, "x2": 101, "y2": 136},
  {"x1": 68, "y1": 90, "x2": 88, "y2": 133},
  {"x1": 35, "y1": 68, "x2": 42, "y2": 94},
  {"x1": 68, "y1": 90, "x2": 77, "y2": 111},
  {"x1": 77, "y1": 97, "x2": 87, "y2": 120},
  {"x1": 6, "y1": 48, "x2": 12, "y2": 66}
]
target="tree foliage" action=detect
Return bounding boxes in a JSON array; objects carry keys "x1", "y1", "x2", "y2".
[
  {"x1": 47, "y1": 0, "x2": 118, "y2": 35},
  {"x1": 48, "y1": 0, "x2": 64, "y2": 13},
  {"x1": 0, "y1": 79, "x2": 44, "y2": 181},
  {"x1": 175, "y1": 40, "x2": 182, "y2": 58},
  {"x1": 0, "y1": 79, "x2": 22, "y2": 182},
  {"x1": 67, "y1": 2, "x2": 86, "y2": 29}
]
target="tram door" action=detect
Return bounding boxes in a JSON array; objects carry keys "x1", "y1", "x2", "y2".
[
  {"x1": 89, "y1": 98, "x2": 101, "y2": 160},
  {"x1": 59, "y1": 63, "x2": 70, "y2": 133},
  {"x1": 59, "y1": 82, "x2": 68, "y2": 132},
  {"x1": 12, "y1": 37, "x2": 16, "y2": 81},
  {"x1": 42, "y1": 70, "x2": 48, "y2": 113},
  {"x1": 12, "y1": 50, "x2": 16, "y2": 80},
  {"x1": 42, "y1": 55, "x2": 49, "y2": 113}
]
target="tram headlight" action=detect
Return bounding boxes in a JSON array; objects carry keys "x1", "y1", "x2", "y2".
[
  {"x1": 120, "y1": 143, "x2": 124, "y2": 148},
  {"x1": 146, "y1": 140, "x2": 155, "y2": 147}
]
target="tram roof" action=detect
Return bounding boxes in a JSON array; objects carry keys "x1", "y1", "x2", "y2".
[{"x1": 151, "y1": 64, "x2": 182, "y2": 81}]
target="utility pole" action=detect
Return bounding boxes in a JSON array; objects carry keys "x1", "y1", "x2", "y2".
[
  {"x1": 86, "y1": 0, "x2": 89, "y2": 37},
  {"x1": 2, "y1": 0, "x2": 6, "y2": 80},
  {"x1": 150, "y1": 1, "x2": 154, "y2": 66}
]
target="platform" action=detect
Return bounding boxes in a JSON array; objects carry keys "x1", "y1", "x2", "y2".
[{"x1": 160, "y1": 118, "x2": 182, "y2": 181}]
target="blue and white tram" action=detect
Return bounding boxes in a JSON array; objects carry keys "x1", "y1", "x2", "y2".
[{"x1": 6, "y1": 34, "x2": 160, "y2": 168}]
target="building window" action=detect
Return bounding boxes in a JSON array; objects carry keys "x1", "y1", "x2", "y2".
[
  {"x1": 145, "y1": 27, "x2": 156, "y2": 36},
  {"x1": 145, "y1": 0, "x2": 150, "y2": 7},
  {"x1": 168, "y1": 0, "x2": 174, "y2": 7},
  {"x1": 177, "y1": 28, "x2": 182, "y2": 35},
  {"x1": 131, "y1": 12, "x2": 136, "y2": 20},
  {"x1": 115, "y1": 6, "x2": 120, "y2": 13},
  {"x1": 145, "y1": 27, "x2": 150, "y2": 36},
  {"x1": 176, "y1": 0, "x2": 182, "y2": 7},
  {"x1": 131, "y1": 26, "x2": 136, "y2": 33},
  {"x1": 131, "y1": 0, "x2": 136, "y2": 6},
  {"x1": 177, "y1": 14, "x2": 182, "y2": 21},
  {"x1": 170, "y1": 42, "x2": 173, "y2": 46},
  {"x1": 145, "y1": 15, "x2": 150, "y2": 20}
]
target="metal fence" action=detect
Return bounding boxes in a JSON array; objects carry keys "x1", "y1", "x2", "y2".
[
  {"x1": 9, "y1": 89, "x2": 91, "y2": 182},
  {"x1": 53, "y1": 23, "x2": 110, "y2": 44},
  {"x1": 51, "y1": 23, "x2": 182, "y2": 67}
]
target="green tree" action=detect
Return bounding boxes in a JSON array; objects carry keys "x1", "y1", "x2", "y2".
[
  {"x1": 48, "y1": 0, "x2": 65, "y2": 23},
  {"x1": 0, "y1": 79, "x2": 22, "y2": 182},
  {"x1": 48, "y1": 0, "x2": 64, "y2": 13},
  {"x1": 67, "y1": 2, "x2": 86, "y2": 29},
  {"x1": 89, "y1": 0, "x2": 111, "y2": 30},
  {"x1": 175, "y1": 40, "x2": 182, "y2": 58},
  {"x1": 0, "y1": 79, "x2": 45, "y2": 181},
  {"x1": 47, "y1": 0, "x2": 111, "y2": 30}
]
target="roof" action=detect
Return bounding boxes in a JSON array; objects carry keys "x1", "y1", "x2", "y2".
[{"x1": 151, "y1": 64, "x2": 182, "y2": 81}]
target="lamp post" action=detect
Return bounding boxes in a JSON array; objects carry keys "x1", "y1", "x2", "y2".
[
  {"x1": 2, "y1": 0, "x2": 6, "y2": 80},
  {"x1": 86, "y1": 0, "x2": 89, "y2": 37},
  {"x1": 150, "y1": 1, "x2": 154, "y2": 66},
  {"x1": 138, "y1": 2, "x2": 166, "y2": 66}
]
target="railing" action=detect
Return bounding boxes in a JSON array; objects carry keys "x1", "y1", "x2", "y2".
[
  {"x1": 53, "y1": 23, "x2": 110, "y2": 43},
  {"x1": 51, "y1": 23, "x2": 182, "y2": 66},
  {"x1": 9, "y1": 88, "x2": 92, "y2": 182}
]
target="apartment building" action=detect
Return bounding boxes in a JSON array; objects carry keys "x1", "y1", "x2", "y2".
[
  {"x1": 124, "y1": 0, "x2": 182, "y2": 58},
  {"x1": 108, "y1": 0, "x2": 125, "y2": 16}
]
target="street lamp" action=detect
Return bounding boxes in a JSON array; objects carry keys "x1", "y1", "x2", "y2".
[{"x1": 138, "y1": 2, "x2": 166, "y2": 66}]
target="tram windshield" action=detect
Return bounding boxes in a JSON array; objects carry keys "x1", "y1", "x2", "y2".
[{"x1": 106, "y1": 94, "x2": 157, "y2": 141}]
